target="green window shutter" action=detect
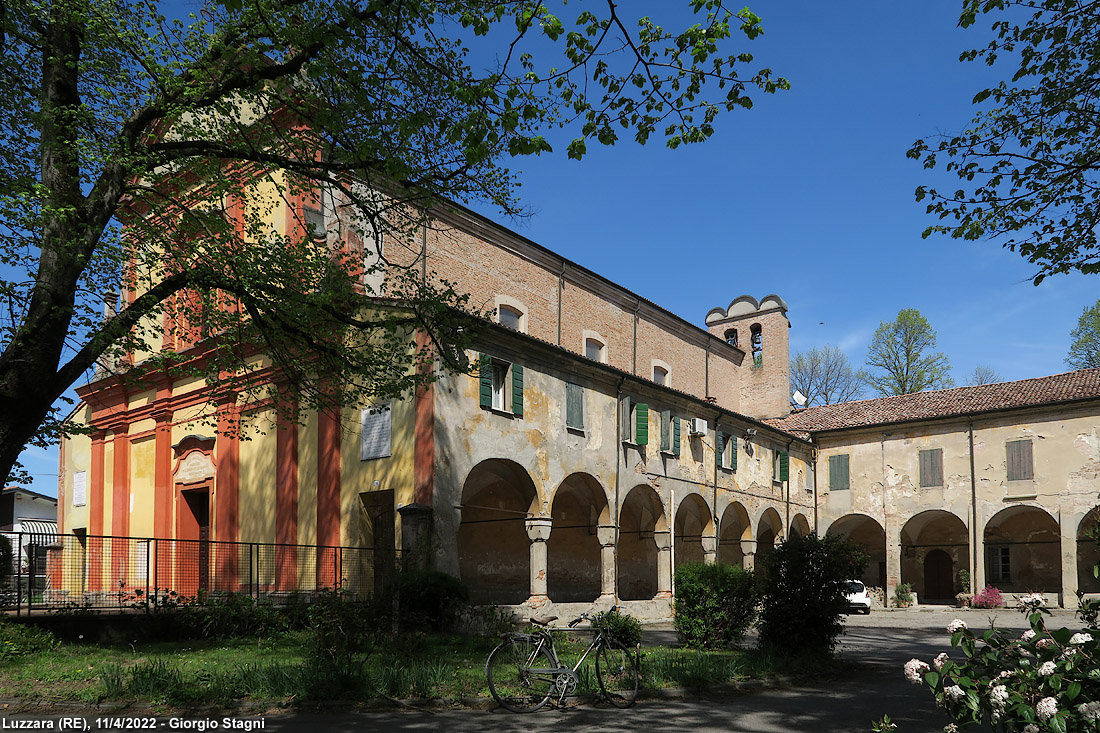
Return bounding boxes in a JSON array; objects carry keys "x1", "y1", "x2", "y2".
[
  {"x1": 779, "y1": 450, "x2": 789, "y2": 482},
  {"x1": 478, "y1": 354, "x2": 492, "y2": 409},
  {"x1": 829, "y1": 455, "x2": 850, "y2": 490},
  {"x1": 715, "y1": 430, "x2": 725, "y2": 468},
  {"x1": 511, "y1": 364, "x2": 524, "y2": 417},
  {"x1": 660, "y1": 410, "x2": 671, "y2": 451},
  {"x1": 672, "y1": 417, "x2": 681, "y2": 457},
  {"x1": 621, "y1": 396, "x2": 632, "y2": 440},
  {"x1": 635, "y1": 403, "x2": 648, "y2": 445},
  {"x1": 729, "y1": 435, "x2": 737, "y2": 471},
  {"x1": 566, "y1": 383, "x2": 583, "y2": 429}
]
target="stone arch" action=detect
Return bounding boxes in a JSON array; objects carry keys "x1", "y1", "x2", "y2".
[
  {"x1": 457, "y1": 459, "x2": 539, "y2": 604},
  {"x1": 985, "y1": 505, "x2": 1060, "y2": 593},
  {"x1": 756, "y1": 507, "x2": 783, "y2": 570},
  {"x1": 1078, "y1": 507, "x2": 1100, "y2": 594},
  {"x1": 674, "y1": 493, "x2": 714, "y2": 571},
  {"x1": 618, "y1": 484, "x2": 667, "y2": 601},
  {"x1": 789, "y1": 513, "x2": 812, "y2": 539},
  {"x1": 827, "y1": 513, "x2": 887, "y2": 589},
  {"x1": 900, "y1": 510, "x2": 969, "y2": 602},
  {"x1": 548, "y1": 473, "x2": 610, "y2": 603},
  {"x1": 717, "y1": 501, "x2": 751, "y2": 567}
]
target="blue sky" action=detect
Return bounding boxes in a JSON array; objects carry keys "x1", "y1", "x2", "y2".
[{"x1": 16, "y1": 1, "x2": 1098, "y2": 497}]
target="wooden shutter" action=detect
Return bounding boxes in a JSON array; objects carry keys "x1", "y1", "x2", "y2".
[
  {"x1": 660, "y1": 410, "x2": 671, "y2": 451},
  {"x1": 829, "y1": 454, "x2": 849, "y2": 490},
  {"x1": 672, "y1": 417, "x2": 681, "y2": 457},
  {"x1": 778, "y1": 450, "x2": 789, "y2": 482},
  {"x1": 635, "y1": 403, "x2": 648, "y2": 445},
  {"x1": 729, "y1": 435, "x2": 737, "y2": 471},
  {"x1": 1007, "y1": 440, "x2": 1033, "y2": 481},
  {"x1": 621, "y1": 396, "x2": 632, "y2": 440},
  {"x1": 511, "y1": 364, "x2": 524, "y2": 417},
  {"x1": 566, "y1": 383, "x2": 583, "y2": 430},
  {"x1": 920, "y1": 449, "x2": 943, "y2": 487},
  {"x1": 715, "y1": 430, "x2": 725, "y2": 468},
  {"x1": 478, "y1": 354, "x2": 492, "y2": 409}
]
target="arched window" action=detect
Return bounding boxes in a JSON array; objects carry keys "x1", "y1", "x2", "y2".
[
  {"x1": 724, "y1": 329, "x2": 738, "y2": 348},
  {"x1": 653, "y1": 366, "x2": 668, "y2": 386},
  {"x1": 498, "y1": 305, "x2": 523, "y2": 331},
  {"x1": 585, "y1": 337, "x2": 605, "y2": 362},
  {"x1": 750, "y1": 324, "x2": 763, "y2": 367}
]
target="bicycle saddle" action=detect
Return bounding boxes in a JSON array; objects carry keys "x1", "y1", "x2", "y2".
[{"x1": 529, "y1": 615, "x2": 558, "y2": 626}]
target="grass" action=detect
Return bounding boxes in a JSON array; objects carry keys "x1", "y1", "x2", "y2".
[{"x1": 0, "y1": 626, "x2": 841, "y2": 707}]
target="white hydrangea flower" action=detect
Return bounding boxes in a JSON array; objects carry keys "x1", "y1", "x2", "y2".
[
  {"x1": 1036, "y1": 696, "x2": 1058, "y2": 721},
  {"x1": 996, "y1": 670, "x2": 1014, "y2": 680},
  {"x1": 990, "y1": 684, "x2": 1009, "y2": 709},
  {"x1": 1020, "y1": 629, "x2": 1036, "y2": 642},
  {"x1": 933, "y1": 652, "x2": 949, "y2": 671},
  {"x1": 1078, "y1": 701, "x2": 1100, "y2": 722},
  {"x1": 904, "y1": 658, "x2": 930, "y2": 684},
  {"x1": 1038, "y1": 660, "x2": 1057, "y2": 676},
  {"x1": 1036, "y1": 638, "x2": 1055, "y2": 649},
  {"x1": 1070, "y1": 632, "x2": 1094, "y2": 645},
  {"x1": 1017, "y1": 592, "x2": 1046, "y2": 609},
  {"x1": 944, "y1": 685, "x2": 966, "y2": 701},
  {"x1": 947, "y1": 619, "x2": 968, "y2": 633}
]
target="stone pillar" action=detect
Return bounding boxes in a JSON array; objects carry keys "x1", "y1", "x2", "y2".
[
  {"x1": 525, "y1": 518, "x2": 553, "y2": 603},
  {"x1": 972, "y1": 505, "x2": 987, "y2": 597},
  {"x1": 597, "y1": 525, "x2": 617, "y2": 600},
  {"x1": 1060, "y1": 508, "x2": 1079, "y2": 609},
  {"x1": 740, "y1": 539, "x2": 757, "y2": 571},
  {"x1": 654, "y1": 530, "x2": 672, "y2": 598},
  {"x1": 701, "y1": 535, "x2": 717, "y2": 565},
  {"x1": 398, "y1": 503, "x2": 434, "y2": 571}
]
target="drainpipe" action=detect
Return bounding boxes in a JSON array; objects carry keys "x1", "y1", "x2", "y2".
[
  {"x1": 785, "y1": 439, "x2": 794, "y2": 534},
  {"x1": 968, "y1": 417, "x2": 978, "y2": 595},
  {"x1": 421, "y1": 222, "x2": 427, "y2": 285},
  {"x1": 557, "y1": 262, "x2": 566, "y2": 346},
  {"x1": 811, "y1": 445, "x2": 819, "y2": 535},
  {"x1": 713, "y1": 411, "x2": 722, "y2": 550},
  {"x1": 614, "y1": 376, "x2": 626, "y2": 603}
]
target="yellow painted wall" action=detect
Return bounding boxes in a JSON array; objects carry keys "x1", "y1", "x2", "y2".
[
  {"x1": 297, "y1": 409, "x2": 318, "y2": 548},
  {"x1": 61, "y1": 406, "x2": 92, "y2": 533},
  {"x1": 238, "y1": 410, "x2": 277, "y2": 546},
  {"x1": 129, "y1": 436, "x2": 156, "y2": 537}
]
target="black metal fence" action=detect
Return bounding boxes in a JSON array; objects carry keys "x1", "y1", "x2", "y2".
[{"x1": 0, "y1": 532, "x2": 396, "y2": 615}]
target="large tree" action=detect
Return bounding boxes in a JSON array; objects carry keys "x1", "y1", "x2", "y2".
[
  {"x1": 863, "y1": 309, "x2": 953, "y2": 397},
  {"x1": 789, "y1": 345, "x2": 863, "y2": 406},
  {"x1": 909, "y1": 0, "x2": 1100, "y2": 283},
  {"x1": 1067, "y1": 299, "x2": 1100, "y2": 369},
  {"x1": 0, "y1": 0, "x2": 789, "y2": 486},
  {"x1": 964, "y1": 363, "x2": 1002, "y2": 386}
]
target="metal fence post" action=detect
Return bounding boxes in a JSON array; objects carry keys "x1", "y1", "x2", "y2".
[
  {"x1": 152, "y1": 539, "x2": 158, "y2": 608},
  {"x1": 15, "y1": 532, "x2": 22, "y2": 617}
]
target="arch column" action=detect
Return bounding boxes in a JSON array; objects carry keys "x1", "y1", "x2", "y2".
[
  {"x1": 885, "y1": 514, "x2": 901, "y2": 605},
  {"x1": 972, "y1": 507, "x2": 987, "y2": 595},
  {"x1": 740, "y1": 539, "x2": 757, "y2": 571},
  {"x1": 597, "y1": 525, "x2": 616, "y2": 600},
  {"x1": 1061, "y1": 508, "x2": 1079, "y2": 609},
  {"x1": 701, "y1": 534, "x2": 717, "y2": 565},
  {"x1": 655, "y1": 530, "x2": 672, "y2": 597},
  {"x1": 526, "y1": 518, "x2": 553, "y2": 603}
]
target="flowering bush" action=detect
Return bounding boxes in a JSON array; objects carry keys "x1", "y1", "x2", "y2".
[
  {"x1": 971, "y1": 585, "x2": 1004, "y2": 609},
  {"x1": 897, "y1": 594, "x2": 1100, "y2": 731}
]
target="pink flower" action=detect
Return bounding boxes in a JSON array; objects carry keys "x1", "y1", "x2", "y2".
[
  {"x1": 1036, "y1": 696, "x2": 1058, "y2": 721},
  {"x1": 933, "y1": 652, "x2": 949, "y2": 671},
  {"x1": 1020, "y1": 629, "x2": 1036, "y2": 641},
  {"x1": 944, "y1": 685, "x2": 966, "y2": 701},
  {"x1": 947, "y1": 619, "x2": 968, "y2": 633},
  {"x1": 904, "y1": 658, "x2": 930, "y2": 684},
  {"x1": 1038, "y1": 661, "x2": 1056, "y2": 675}
]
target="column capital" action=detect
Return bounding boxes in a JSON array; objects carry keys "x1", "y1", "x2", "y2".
[
  {"x1": 740, "y1": 539, "x2": 757, "y2": 555},
  {"x1": 597, "y1": 524, "x2": 616, "y2": 547},
  {"x1": 653, "y1": 530, "x2": 671, "y2": 550},
  {"x1": 525, "y1": 517, "x2": 552, "y2": 542}
]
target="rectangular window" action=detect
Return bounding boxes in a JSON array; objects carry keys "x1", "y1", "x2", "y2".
[
  {"x1": 1007, "y1": 439, "x2": 1034, "y2": 481},
  {"x1": 620, "y1": 397, "x2": 648, "y2": 445},
  {"x1": 659, "y1": 410, "x2": 681, "y2": 456},
  {"x1": 478, "y1": 354, "x2": 523, "y2": 417},
  {"x1": 828, "y1": 454, "x2": 850, "y2": 491},
  {"x1": 988, "y1": 546, "x2": 1011, "y2": 583},
  {"x1": 919, "y1": 448, "x2": 943, "y2": 488},
  {"x1": 773, "y1": 450, "x2": 789, "y2": 482},
  {"x1": 716, "y1": 430, "x2": 736, "y2": 470},
  {"x1": 566, "y1": 383, "x2": 584, "y2": 430},
  {"x1": 360, "y1": 403, "x2": 392, "y2": 460}
]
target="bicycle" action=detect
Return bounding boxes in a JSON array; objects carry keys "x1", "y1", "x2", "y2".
[{"x1": 485, "y1": 608, "x2": 640, "y2": 713}]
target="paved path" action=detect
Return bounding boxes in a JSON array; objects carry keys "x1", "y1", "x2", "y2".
[{"x1": 0, "y1": 606, "x2": 1080, "y2": 732}]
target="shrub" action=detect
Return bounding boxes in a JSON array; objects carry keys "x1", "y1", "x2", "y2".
[
  {"x1": 893, "y1": 582, "x2": 914, "y2": 608},
  {"x1": 0, "y1": 618, "x2": 58, "y2": 660},
  {"x1": 900, "y1": 594, "x2": 1100, "y2": 731},
  {"x1": 593, "y1": 608, "x2": 642, "y2": 647},
  {"x1": 305, "y1": 589, "x2": 389, "y2": 689},
  {"x1": 672, "y1": 561, "x2": 758, "y2": 649},
  {"x1": 395, "y1": 569, "x2": 469, "y2": 631},
  {"x1": 972, "y1": 585, "x2": 1004, "y2": 609},
  {"x1": 756, "y1": 533, "x2": 866, "y2": 657}
]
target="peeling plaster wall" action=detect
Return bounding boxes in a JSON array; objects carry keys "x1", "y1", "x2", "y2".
[{"x1": 817, "y1": 402, "x2": 1100, "y2": 606}]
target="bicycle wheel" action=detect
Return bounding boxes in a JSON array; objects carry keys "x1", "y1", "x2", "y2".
[
  {"x1": 595, "y1": 639, "x2": 639, "y2": 708},
  {"x1": 486, "y1": 635, "x2": 556, "y2": 713}
]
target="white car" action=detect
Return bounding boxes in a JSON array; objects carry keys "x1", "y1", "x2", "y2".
[{"x1": 845, "y1": 580, "x2": 872, "y2": 614}]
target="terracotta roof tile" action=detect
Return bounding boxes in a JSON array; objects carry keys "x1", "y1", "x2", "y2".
[{"x1": 767, "y1": 368, "x2": 1100, "y2": 436}]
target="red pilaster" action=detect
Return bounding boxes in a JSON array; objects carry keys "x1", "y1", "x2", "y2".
[
  {"x1": 317, "y1": 406, "x2": 341, "y2": 587},
  {"x1": 89, "y1": 432, "x2": 105, "y2": 591},
  {"x1": 275, "y1": 403, "x2": 299, "y2": 590},
  {"x1": 215, "y1": 402, "x2": 240, "y2": 590}
]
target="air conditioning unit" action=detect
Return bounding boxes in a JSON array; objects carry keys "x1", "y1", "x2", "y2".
[{"x1": 689, "y1": 418, "x2": 708, "y2": 436}]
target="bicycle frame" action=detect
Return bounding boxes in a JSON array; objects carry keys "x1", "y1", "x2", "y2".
[{"x1": 520, "y1": 625, "x2": 610, "y2": 702}]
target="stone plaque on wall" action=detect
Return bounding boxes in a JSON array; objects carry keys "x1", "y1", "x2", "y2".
[{"x1": 176, "y1": 451, "x2": 215, "y2": 484}]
